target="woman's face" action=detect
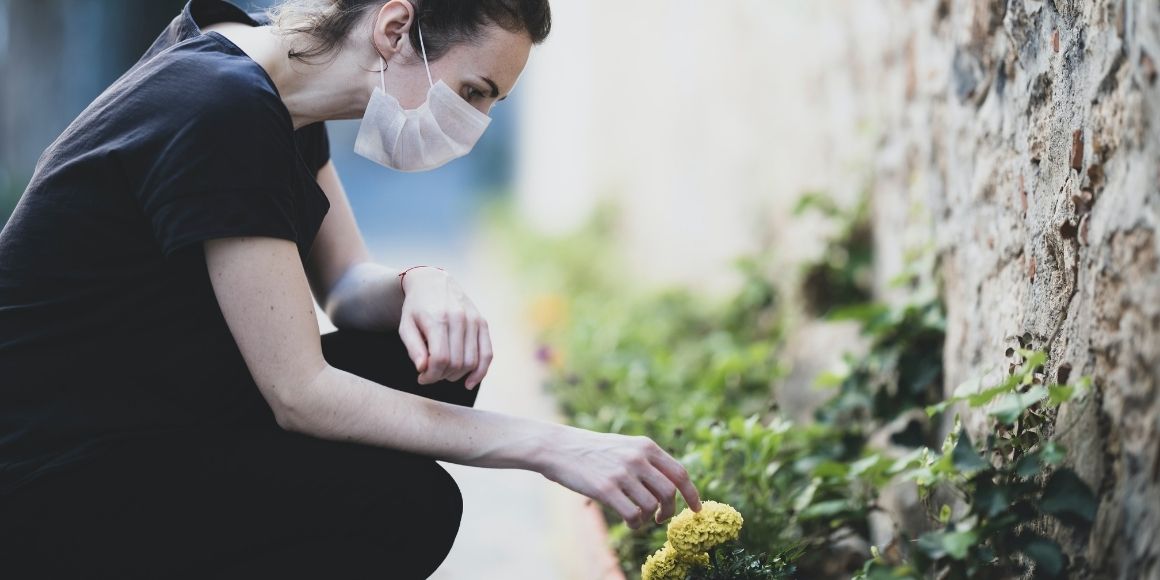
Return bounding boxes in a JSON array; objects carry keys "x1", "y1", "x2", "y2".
[{"x1": 371, "y1": 3, "x2": 533, "y2": 117}]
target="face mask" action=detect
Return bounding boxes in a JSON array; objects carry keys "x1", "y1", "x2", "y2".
[{"x1": 354, "y1": 23, "x2": 492, "y2": 172}]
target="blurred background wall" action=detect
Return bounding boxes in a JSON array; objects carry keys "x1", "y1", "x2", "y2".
[
  {"x1": 515, "y1": 0, "x2": 890, "y2": 295},
  {"x1": 1, "y1": 1, "x2": 185, "y2": 217}
]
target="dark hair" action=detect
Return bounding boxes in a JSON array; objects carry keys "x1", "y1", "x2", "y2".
[{"x1": 269, "y1": 0, "x2": 552, "y2": 64}]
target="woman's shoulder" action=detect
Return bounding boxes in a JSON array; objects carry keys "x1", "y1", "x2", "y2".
[{"x1": 130, "y1": 35, "x2": 289, "y2": 128}]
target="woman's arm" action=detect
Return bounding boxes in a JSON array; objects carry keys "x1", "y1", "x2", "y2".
[
  {"x1": 304, "y1": 160, "x2": 399, "y2": 331},
  {"x1": 306, "y1": 161, "x2": 493, "y2": 388},
  {"x1": 205, "y1": 236, "x2": 701, "y2": 528}
]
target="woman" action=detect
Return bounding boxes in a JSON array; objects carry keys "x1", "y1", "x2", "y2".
[{"x1": 0, "y1": 0, "x2": 701, "y2": 578}]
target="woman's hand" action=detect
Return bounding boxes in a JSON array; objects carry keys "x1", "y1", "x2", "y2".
[
  {"x1": 539, "y1": 426, "x2": 702, "y2": 529},
  {"x1": 398, "y1": 267, "x2": 493, "y2": 390}
]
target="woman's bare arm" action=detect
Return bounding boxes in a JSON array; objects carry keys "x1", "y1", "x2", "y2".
[
  {"x1": 304, "y1": 161, "x2": 401, "y2": 332},
  {"x1": 303, "y1": 161, "x2": 493, "y2": 388},
  {"x1": 205, "y1": 236, "x2": 701, "y2": 527}
]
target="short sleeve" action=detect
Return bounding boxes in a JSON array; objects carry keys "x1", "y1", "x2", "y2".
[
  {"x1": 295, "y1": 121, "x2": 331, "y2": 175},
  {"x1": 132, "y1": 64, "x2": 301, "y2": 259}
]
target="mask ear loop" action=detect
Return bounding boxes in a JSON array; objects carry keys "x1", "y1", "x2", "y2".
[
  {"x1": 379, "y1": 57, "x2": 387, "y2": 92},
  {"x1": 416, "y1": 21, "x2": 435, "y2": 87}
]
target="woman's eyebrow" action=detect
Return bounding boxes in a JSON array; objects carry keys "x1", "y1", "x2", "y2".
[{"x1": 480, "y1": 76, "x2": 504, "y2": 100}]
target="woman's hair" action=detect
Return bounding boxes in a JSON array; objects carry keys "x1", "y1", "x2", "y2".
[{"x1": 268, "y1": 0, "x2": 552, "y2": 64}]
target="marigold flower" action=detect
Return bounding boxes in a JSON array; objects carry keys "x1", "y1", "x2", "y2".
[
  {"x1": 665, "y1": 500, "x2": 744, "y2": 556},
  {"x1": 641, "y1": 542, "x2": 709, "y2": 580}
]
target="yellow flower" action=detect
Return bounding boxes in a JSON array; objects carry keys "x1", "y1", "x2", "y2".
[
  {"x1": 665, "y1": 500, "x2": 744, "y2": 556},
  {"x1": 641, "y1": 542, "x2": 710, "y2": 580},
  {"x1": 528, "y1": 293, "x2": 568, "y2": 331}
]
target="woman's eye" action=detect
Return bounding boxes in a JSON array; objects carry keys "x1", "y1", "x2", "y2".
[{"x1": 465, "y1": 87, "x2": 484, "y2": 101}]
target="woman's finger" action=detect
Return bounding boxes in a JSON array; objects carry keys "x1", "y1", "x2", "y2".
[
  {"x1": 398, "y1": 314, "x2": 428, "y2": 375},
  {"x1": 603, "y1": 486, "x2": 646, "y2": 530},
  {"x1": 417, "y1": 313, "x2": 449, "y2": 385},
  {"x1": 464, "y1": 322, "x2": 493, "y2": 390},
  {"x1": 620, "y1": 477, "x2": 661, "y2": 527},
  {"x1": 446, "y1": 308, "x2": 466, "y2": 381},
  {"x1": 638, "y1": 465, "x2": 679, "y2": 523},
  {"x1": 454, "y1": 317, "x2": 479, "y2": 383},
  {"x1": 650, "y1": 449, "x2": 701, "y2": 511}
]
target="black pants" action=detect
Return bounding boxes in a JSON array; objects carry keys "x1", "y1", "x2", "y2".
[{"x1": 1, "y1": 329, "x2": 481, "y2": 580}]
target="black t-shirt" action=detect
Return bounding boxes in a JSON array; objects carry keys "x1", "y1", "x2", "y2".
[{"x1": 0, "y1": 0, "x2": 332, "y2": 494}]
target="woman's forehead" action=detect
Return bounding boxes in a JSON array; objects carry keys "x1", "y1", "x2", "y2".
[{"x1": 441, "y1": 26, "x2": 532, "y2": 95}]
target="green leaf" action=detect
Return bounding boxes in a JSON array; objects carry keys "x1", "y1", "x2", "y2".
[
  {"x1": 1040, "y1": 442, "x2": 1067, "y2": 465},
  {"x1": 812, "y1": 460, "x2": 851, "y2": 479},
  {"x1": 799, "y1": 499, "x2": 853, "y2": 520},
  {"x1": 1018, "y1": 349, "x2": 1048, "y2": 372},
  {"x1": 1019, "y1": 535, "x2": 1064, "y2": 577},
  {"x1": 966, "y1": 383, "x2": 1015, "y2": 408},
  {"x1": 952, "y1": 429, "x2": 989, "y2": 474},
  {"x1": 1047, "y1": 384, "x2": 1075, "y2": 407},
  {"x1": 942, "y1": 531, "x2": 978, "y2": 560},
  {"x1": 916, "y1": 530, "x2": 978, "y2": 560},
  {"x1": 973, "y1": 478, "x2": 1011, "y2": 518},
  {"x1": 814, "y1": 370, "x2": 847, "y2": 389},
  {"x1": 793, "y1": 478, "x2": 820, "y2": 514},
  {"x1": 938, "y1": 504, "x2": 952, "y2": 523},
  {"x1": 989, "y1": 385, "x2": 1048, "y2": 425},
  {"x1": 1014, "y1": 453, "x2": 1043, "y2": 478},
  {"x1": 1048, "y1": 376, "x2": 1091, "y2": 407},
  {"x1": 825, "y1": 303, "x2": 890, "y2": 324},
  {"x1": 1039, "y1": 468, "x2": 1098, "y2": 526},
  {"x1": 793, "y1": 191, "x2": 843, "y2": 217},
  {"x1": 849, "y1": 454, "x2": 884, "y2": 477}
]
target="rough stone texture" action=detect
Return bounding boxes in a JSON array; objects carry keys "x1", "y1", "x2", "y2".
[{"x1": 865, "y1": 1, "x2": 1160, "y2": 577}]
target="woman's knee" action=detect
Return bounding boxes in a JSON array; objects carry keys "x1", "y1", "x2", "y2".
[
  {"x1": 360, "y1": 459, "x2": 463, "y2": 576},
  {"x1": 320, "y1": 329, "x2": 481, "y2": 408},
  {"x1": 421, "y1": 463, "x2": 464, "y2": 555},
  {"x1": 379, "y1": 459, "x2": 463, "y2": 533}
]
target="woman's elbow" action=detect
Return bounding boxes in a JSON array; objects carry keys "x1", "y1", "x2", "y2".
[{"x1": 263, "y1": 365, "x2": 331, "y2": 433}]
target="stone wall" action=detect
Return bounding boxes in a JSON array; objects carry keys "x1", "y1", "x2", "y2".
[{"x1": 866, "y1": 1, "x2": 1160, "y2": 577}]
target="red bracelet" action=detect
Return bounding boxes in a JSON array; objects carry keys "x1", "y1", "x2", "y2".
[{"x1": 398, "y1": 265, "x2": 446, "y2": 292}]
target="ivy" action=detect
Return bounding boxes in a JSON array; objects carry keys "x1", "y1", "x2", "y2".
[{"x1": 862, "y1": 355, "x2": 1098, "y2": 580}]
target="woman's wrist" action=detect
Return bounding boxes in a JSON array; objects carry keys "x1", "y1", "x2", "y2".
[
  {"x1": 398, "y1": 265, "x2": 448, "y2": 295},
  {"x1": 471, "y1": 415, "x2": 565, "y2": 473}
]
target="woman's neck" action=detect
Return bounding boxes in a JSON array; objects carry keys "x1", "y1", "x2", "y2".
[{"x1": 203, "y1": 22, "x2": 374, "y2": 130}]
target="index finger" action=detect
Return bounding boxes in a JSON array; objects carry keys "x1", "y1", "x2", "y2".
[{"x1": 650, "y1": 451, "x2": 701, "y2": 511}]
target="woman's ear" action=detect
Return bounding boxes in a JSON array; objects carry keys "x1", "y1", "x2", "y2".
[{"x1": 371, "y1": 0, "x2": 416, "y2": 58}]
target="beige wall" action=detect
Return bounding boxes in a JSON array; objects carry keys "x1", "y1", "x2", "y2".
[{"x1": 515, "y1": 0, "x2": 890, "y2": 294}]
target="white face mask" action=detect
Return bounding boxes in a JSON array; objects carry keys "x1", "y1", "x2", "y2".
[{"x1": 354, "y1": 23, "x2": 492, "y2": 172}]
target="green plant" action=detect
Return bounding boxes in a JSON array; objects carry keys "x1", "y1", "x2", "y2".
[
  {"x1": 859, "y1": 351, "x2": 1097, "y2": 579},
  {"x1": 686, "y1": 541, "x2": 798, "y2": 580},
  {"x1": 489, "y1": 197, "x2": 1097, "y2": 579},
  {"x1": 814, "y1": 295, "x2": 946, "y2": 443},
  {"x1": 794, "y1": 192, "x2": 875, "y2": 316}
]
